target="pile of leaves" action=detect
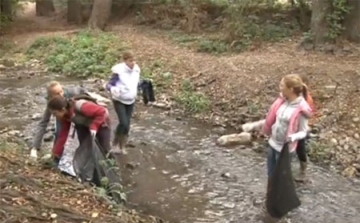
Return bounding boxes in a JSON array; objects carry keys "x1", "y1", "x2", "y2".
[
  {"x1": 0, "y1": 137, "x2": 163, "y2": 223},
  {"x1": 26, "y1": 30, "x2": 127, "y2": 78}
]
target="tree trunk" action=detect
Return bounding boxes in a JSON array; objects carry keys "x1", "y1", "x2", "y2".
[
  {"x1": 310, "y1": 0, "x2": 331, "y2": 45},
  {"x1": 88, "y1": 0, "x2": 113, "y2": 31},
  {"x1": 343, "y1": 0, "x2": 360, "y2": 43},
  {"x1": 35, "y1": 0, "x2": 55, "y2": 17},
  {"x1": 0, "y1": 0, "x2": 14, "y2": 21},
  {"x1": 67, "y1": 0, "x2": 84, "y2": 24}
]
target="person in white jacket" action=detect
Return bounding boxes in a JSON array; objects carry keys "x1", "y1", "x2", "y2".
[{"x1": 105, "y1": 51, "x2": 140, "y2": 154}]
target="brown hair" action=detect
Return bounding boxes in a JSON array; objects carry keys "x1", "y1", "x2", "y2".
[
  {"x1": 283, "y1": 74, "x2": 308, "y2": 100},
  {"x1": 122, "y1": 51, "x2": 134, "y2": 61},
  {"x1": 47, "y1": 95, "x2": 70, "y2": 111},
  {"x1": 298, "y1": 73, "x2": 309, "y2": 85}
]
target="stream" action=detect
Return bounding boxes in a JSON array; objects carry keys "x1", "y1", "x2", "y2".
[{"x1": 1, "y1": 73, "x2": 360, "y2": 223}]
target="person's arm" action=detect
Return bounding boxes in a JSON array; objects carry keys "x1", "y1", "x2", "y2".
[
  {"x1": 32, "y1": 108, "x2": 52, "y2": 149},
  {"x1": 52, "y1": 120, "x2": 71, "y2": 157},
  {"x1": 79, "y1": 101, "x2": 107, "y2": 132},
  {"x1": 106, "y1": 73, "x2": 119, "y2": 91},
  {"x1": 306, "y1": 93, "x2": 316, "y2": 113},
  {"x1": 242, "y1": 119, "x2": 265, "y2": 132},
  {"x1": 66, "y1": 86, "x2": 87, "y2": 97},
  {"x1": 289, "y1": 115, "x2": 308, "y2": 142}
]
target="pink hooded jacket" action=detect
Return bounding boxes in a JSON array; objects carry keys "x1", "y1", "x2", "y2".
[{"x1": 262, "y1": 95, "x2": 312, "y2": 152}]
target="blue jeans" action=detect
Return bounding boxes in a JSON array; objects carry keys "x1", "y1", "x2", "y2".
[
  {"x1": 267, "y1": 145, "x2": 280, "y2": 177},
  {"x1": 113, "y1": 100, "x2": 134, "y2": 136}
]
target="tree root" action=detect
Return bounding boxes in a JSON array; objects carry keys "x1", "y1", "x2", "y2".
[
  {"x1": 0, "y1": 190, "x2": 91, "y2": 222},
  {"x1": 0, "y1": 173, "x2": 43, "y2": 189}
]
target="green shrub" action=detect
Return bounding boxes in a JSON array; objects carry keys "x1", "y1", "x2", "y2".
[
  {"x1": 174, "y1": 79, "x2": 210, "y2": 113},
  {"x1": 26, "y1": 30, "x2": 127, "y2": 77}
]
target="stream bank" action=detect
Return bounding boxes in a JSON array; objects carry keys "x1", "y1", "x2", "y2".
[{"x1": 1, "y1": 63, "x2": 360, "y2": 223}]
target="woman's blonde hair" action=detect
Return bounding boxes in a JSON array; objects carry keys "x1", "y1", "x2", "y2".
[
  {"x1": 283, "y1": 74, "x2": 308, "y2": 99},
  {"x1": 46, "y1": 81, "x2": 61, "y2": 96}
]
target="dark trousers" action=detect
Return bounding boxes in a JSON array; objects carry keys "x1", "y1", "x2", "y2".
[
  {"x1": 113, "y1": 100, "x2": 134, "y2": 136},
  {"x1": 76, "y1": 125, "x2": 111, "y2": 153},
  {"x1": 296, "y1": 139, "x2": 307, "y2": 162},
  {"x1": 267, "y1": 145, "x2": 281, "y2": 177}
]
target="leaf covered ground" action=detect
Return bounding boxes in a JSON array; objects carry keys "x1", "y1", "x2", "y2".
[{"x1": 0, "y1": 136, "x2": 164, "y2": 223}]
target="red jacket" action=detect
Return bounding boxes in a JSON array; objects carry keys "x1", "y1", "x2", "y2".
[{"x1": 52, "y1": 101, "x2": 109, "y2": 157}]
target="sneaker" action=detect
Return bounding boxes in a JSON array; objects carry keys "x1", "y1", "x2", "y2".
[
  {"x1": 121, "y1": 148, "x2": 128, "y2": 155},
  {"x1": 30, "y1": 148, "x2": 38, "y2": 159},
  {"x1": 109, "y1": 147, "x2": 122, "y2": 154}
]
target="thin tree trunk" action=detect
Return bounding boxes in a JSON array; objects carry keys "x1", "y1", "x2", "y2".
[
  {"x1": 0, "y1": 0, "x2": 14, "y2": 21},
  {"x1": 343, "y1": 0, "x2": 360, "y2": 43},
  {"x1": 35, "y1": 0, "x2": 55, "y2": 17},
  {"x1": 88, "y1": 0, "x2": 113, "y2": 31},
  {"x1": 67, "y1": 0, "x2": 84, "y2": 24},
  {"x1": 310, "y1": 0, "x2": 331, "y2": 45}
]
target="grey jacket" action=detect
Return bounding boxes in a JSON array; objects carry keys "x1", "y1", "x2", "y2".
[
  {"x1": 268, "y1": 96, "x2": 309, "y2": 152},
  {"x1": 32, "y1": 86, "x2": 86, "y2": 149}
]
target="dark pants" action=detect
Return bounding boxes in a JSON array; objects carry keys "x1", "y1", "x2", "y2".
[
  {"x1": 76, "y1": 125, "x2": 111, "y2": 153},
  {"x1": 296, "y1": 138, "x2": 307, "y2": 162},
  {"x1": 113, "y1": 100, "x2": 134, "y2": 136},
  {"x1": 267, "y1": 145, "x2": 281, "y2": 177}
]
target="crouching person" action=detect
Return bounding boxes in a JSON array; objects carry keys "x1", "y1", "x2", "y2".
[{"x1": 47, "y1": 95, "x2": 111, "y2": 164}]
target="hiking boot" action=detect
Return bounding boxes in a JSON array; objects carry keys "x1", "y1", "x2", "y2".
[
  {"x1": 110, "y1": 135, "x2": 127, "y2": 154},
  {"x1": 294, "y1": 161, "x2": 307, "y2": 183},
  {"x1": 112, "y1": 133, "x2": 120, "y2": 147},
  {"x1": 110, "y1": 133, "x2": 122, "y2": 153},
  {"x1": 119, "y1": 135, "x2": 129, "y2": 155},
  {"x1": 30, "y1": 148, "x2": 38, "y2": 160}
]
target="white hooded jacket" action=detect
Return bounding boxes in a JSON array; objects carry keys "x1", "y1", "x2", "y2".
[{"x1": 110, "y1": 62, "x2": 140, "y2": 105}]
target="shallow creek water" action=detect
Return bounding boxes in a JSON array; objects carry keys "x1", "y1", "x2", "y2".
[{"x1": 1, "y1": 75, "x2": 360, "y2": 223}]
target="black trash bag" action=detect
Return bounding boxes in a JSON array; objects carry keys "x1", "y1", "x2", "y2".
[
  {"x1": 73, "y1": 136, "x2": 125, "y2": 204},
  {"x1": 266, "y1": 142, "x2": 301, "y2": 219}
]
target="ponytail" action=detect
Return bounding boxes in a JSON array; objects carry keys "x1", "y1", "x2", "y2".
[{"x1": 302, "y1": 84, "x2": 308, "y2": 101}]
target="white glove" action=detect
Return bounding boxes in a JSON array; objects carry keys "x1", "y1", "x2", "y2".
[
  {"x1": 90, "y1": 129, "x2": 97, "y2": 139},
  {"x1": 241, "y1": 120, "x2": 265, "y2": 132},
  {"x1": 110, "y1": 87, "x2": 121, "y2": 99},
  {"x1": 241, "y1": 123, "x2": 253, "y2": 132}
]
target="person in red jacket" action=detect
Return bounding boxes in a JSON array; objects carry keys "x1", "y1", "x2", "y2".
[{"x1": 47, "y1": 95, "x2": 111, "y2": 164}]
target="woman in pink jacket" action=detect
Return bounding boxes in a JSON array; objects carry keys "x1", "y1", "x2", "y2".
[{"x1": 263, "y1": 74, "x2": 312, "y2": 177}]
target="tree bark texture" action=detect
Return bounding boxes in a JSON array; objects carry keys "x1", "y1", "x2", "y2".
[
  {"x1": 310, "y1": 0, "x2": 331, "y2": 45},
  {"x1": 88, "y1": 0, "x2": 113, "y2": 31},
  {"x1": 343, "y1": 0, "x2": 360, "y2": 43},
  {"x1": 35, "y1": 0, "x2": 55, "y2": 17},
  {"x1": 0, "y1": 0, "x2": 14, "y2": 20},
  {"x1": 67, "y1": 0, "x2": 88, "y2": 24}
]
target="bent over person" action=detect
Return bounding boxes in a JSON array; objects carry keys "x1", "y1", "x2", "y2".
[
  {"x1": 30, "y1": 81, "x2": 86, "y2": 160},
  {"x1": 47, "y1": 95, "x2": 111, "y2": 164}
]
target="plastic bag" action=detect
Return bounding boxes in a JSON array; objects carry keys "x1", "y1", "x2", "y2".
[
  {"x1": 73, "y1": 136, "x2": 124, "y2": 204},
  {"x1": 266, "y1": 142, "x2": 301, "y2": 219}
]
